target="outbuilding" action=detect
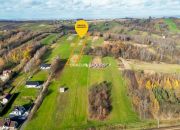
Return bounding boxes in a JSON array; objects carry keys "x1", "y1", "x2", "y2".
[
  {"x1": 40, "y1": 64, "x2": 51, "y2": 70},
  {"x1": 59, "y1": 87, "x2": 66, "y2": 93},
  {"x1": 26, "y1": 81, "x2": 42, "y2": 88}
]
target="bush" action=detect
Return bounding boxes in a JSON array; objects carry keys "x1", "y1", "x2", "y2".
[{"x1": 88, "y1": 81, "x2": 112, "y2": 120}]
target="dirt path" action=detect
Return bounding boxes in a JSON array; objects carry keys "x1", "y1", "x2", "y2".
[
  {"x1": 119, "y1": 57, "x2": 131, "y2": 69},
  {"x1": 148, "y1": 125, "x2": 180, "y2": 130}
]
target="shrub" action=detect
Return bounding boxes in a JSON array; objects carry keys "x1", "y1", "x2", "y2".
[{"x1": 88, "y1": 81, "x2": 112, "y2": 120}]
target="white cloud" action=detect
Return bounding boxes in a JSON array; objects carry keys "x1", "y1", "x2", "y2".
[{"x1": 0, "y1": 0, "x2": 179, "y2": 19}]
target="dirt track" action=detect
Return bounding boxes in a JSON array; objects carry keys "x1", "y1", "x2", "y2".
[
  {"x1": 147, "y1": 125, "x2": 180, "y2": 130},
  {"x1": 119, "y1": 57, "x2": 131, "y2": 69}
]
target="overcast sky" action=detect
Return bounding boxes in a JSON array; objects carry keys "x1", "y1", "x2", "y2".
[{"x1": 0, "y1": 0, "x2": 180, "y2": 20}]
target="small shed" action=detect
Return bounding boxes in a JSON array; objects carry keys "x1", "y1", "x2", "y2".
[
  {"x1": 26, "y1": 81, "x2": 42, "y2": 88},
  {"x1": 59, "y1": 87, "x2": 65, "y2": 93}
]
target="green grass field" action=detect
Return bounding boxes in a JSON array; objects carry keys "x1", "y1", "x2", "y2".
[
  {"x1": 45, "y1": 35, "x2": 77, "y2": 61},
  {"x1": 89, "y1": 57, "x2": 139, "y2": 123},
  {"x1": 25, "y1": 35, "x2": 141, "y2": 130},
  {"x1": 164, "y1": 19, "x2": 180, "y2": 33},
  {"x1": 41, "y1": 34, "x2": 58, "y2": 45},
  {"x1": 2, "y1": 34, "x2": 65, "y2": 116},
  {"x1": 19, "y1": 23, "x2": 54, "y2": 31},
  {"x1": 128, "y1": 59, "x2": 180, "y2": 73}
]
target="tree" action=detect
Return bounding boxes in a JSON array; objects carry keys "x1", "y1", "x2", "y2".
[
  {"x1": 50, "y1": 56, "x2": 61, "y2": 75},
  {"x1": 150, "y1": 92, "x2": 160, "y2": 119},
  {"x1": 146, "y1": 80, "x2": 152, "y2": 89},
  {"x1": 0, "y1": 58, "x2": 5, "y2": 68}
]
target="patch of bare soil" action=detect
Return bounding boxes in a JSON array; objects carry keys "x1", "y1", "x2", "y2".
[
  {"x1": 103, "y1": 41, "x2": 111, "y2": 45},
  {"x1": 92, "y1": 36, "x2": 99, "y2": 42},
  {"x1": 127, "y1": 42, "x2": 149, "y2": 48},
  {"x1": 117, "y1": 59, "x2": 125, "y2": 70},
  {"x1": 119, "y1": 57, "x2": 131, "y2": 69},
  {"x1": 91, "y1": 56, "x2": 102, "y2": 64},
  {"x1": 143, "y1": 70, "x2": 156, "y2": 74},
  {"x1": 70, "y1": 54, "x2": 79, "y2": 63}
]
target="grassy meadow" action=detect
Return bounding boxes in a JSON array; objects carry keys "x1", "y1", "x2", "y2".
[
  {"x1": 164, "y1": 19, "x2": 180, "y2": 33},
  {"x1": 25, "y1": 34, "x2": 141, "y2": 130}
]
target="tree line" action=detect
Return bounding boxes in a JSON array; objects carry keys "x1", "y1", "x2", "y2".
[{"x1": 123, "y1": 70, "x2": 180, "y2": 120}]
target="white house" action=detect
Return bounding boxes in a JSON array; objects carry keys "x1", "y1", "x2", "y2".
[
  {"x1": 40, "y1": 64, "x2": 51, "y2": 70},
  {"x1": 26, "y1": 81, "x2": 42, "y2": 88}
]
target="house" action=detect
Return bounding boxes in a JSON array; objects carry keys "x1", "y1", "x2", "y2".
[
  {"x1": 1, "y1": 94, "x2": 12, "y2": 105},
  {"x1": 0, "y1": 118, "x2": 18, "y2": 130},
  {"x1": 26, "y1": 81, "x2": 42, "y2": 88},
  {"x1": 9, "y1": 106, "x2": 28, "y2": 120},
  {"x1": 40, "y1": 64, "x2": 51, "y2": 70},
  {"x1": 0, "y1": 70, "x2": 12, "y2": 82}
]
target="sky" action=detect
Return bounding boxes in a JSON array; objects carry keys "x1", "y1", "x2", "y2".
[{"x1": 0, "y1": 0, "x2": 180, "y2": 20}]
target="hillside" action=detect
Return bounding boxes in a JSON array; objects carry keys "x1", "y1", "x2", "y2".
[{"x1": 0, "y1": 18, "x2": 180, "y2": 129}]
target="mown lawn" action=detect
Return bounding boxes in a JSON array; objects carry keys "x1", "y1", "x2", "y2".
[
  {"x1": 25, "y1": 35, "x2": 140, "y2": 129},
  {"x1": 25, "y1": 55, "x2": 91, "y2": 130},
  {"x1": 30, "y1": 71, "x2": 49, "y2": 81},
  {"x1": 41, "y1": 34, "x2": 58, "y2": 45},
  {"x1": 46, "y1": 35, "x2": 78, "y2": 61},
  {"x1": 25, "y1": 56, "x2": 140, "y2": 130},
  {"x1": 90, "y1": 57, "x2": 139, "y2": 122}
]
